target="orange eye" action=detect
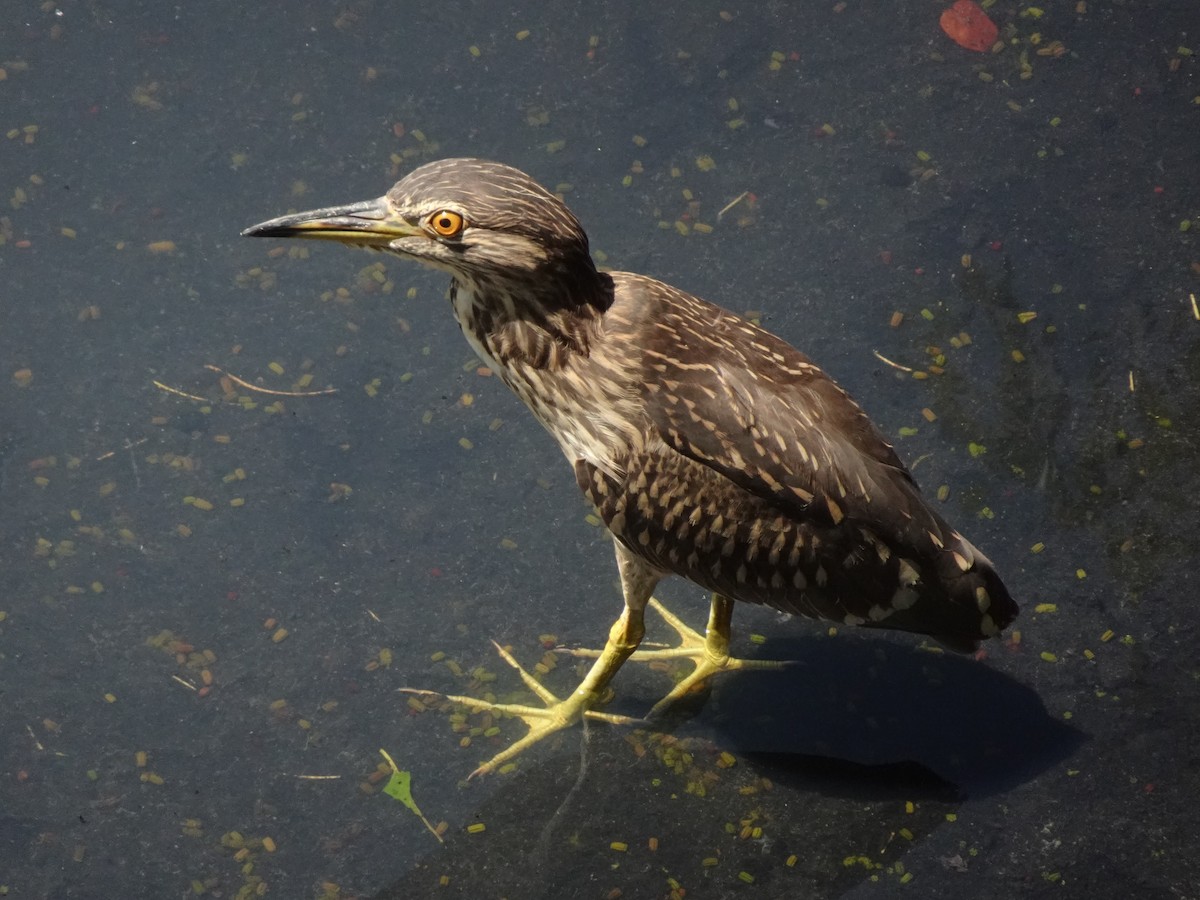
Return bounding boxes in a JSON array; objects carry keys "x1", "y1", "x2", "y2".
[{"x1": 428, "y1": 210, "x2": 465, "y2": 238}]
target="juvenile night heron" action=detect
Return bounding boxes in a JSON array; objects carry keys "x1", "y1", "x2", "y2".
[{"x1": 244, "y1": 158, "x2": 1018, "y2": 776}]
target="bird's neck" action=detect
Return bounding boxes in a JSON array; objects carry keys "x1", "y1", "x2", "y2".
[
  {"x1": 449, "y1": 270, "x2": 639, "y2": 477},
  {"x1": 449, "y1": 271, "x2": 612, "y2": 373}
]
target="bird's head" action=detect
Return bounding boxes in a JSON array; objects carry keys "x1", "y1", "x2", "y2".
[{"x1": 243, "y1": 158, "x2": 601, "y2": 302}]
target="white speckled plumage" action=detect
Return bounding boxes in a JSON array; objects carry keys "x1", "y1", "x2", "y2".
[{"x1": 247, "y1": 157, "x2": 1017, "y2": 662}]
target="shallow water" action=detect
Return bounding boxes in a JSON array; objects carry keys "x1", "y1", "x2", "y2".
[{"x1": 1, "y1": 3, "x2": 1197, "y2": 898}]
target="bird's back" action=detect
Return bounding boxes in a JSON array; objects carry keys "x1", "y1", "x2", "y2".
[{"x1": 573, "y1": 272, "x2": 1017, "y2": 651}]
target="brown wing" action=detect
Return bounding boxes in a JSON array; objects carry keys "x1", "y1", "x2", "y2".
[
  {"x1": 620, "y1": 276, "x2": 1017, "y2": 645},
  {"x1": 639, "y1": 284, "x2": 941, "y2": 550}
]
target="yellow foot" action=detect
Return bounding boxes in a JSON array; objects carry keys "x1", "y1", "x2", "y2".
[
  {"x1": 401, "y1": 640, "x2": 639, "y2": 779},
  {"x1": 565, "y1": 597, "x2": 792, "y2": 718}
]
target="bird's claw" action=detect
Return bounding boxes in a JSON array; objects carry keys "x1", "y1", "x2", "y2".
[{"x1": 402, "y1": 639, "x2": 640, "y2": 777}]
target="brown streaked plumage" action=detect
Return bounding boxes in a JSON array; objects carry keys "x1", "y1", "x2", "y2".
[{"x1": 243, "y1": 157, "x2": 1018, "y2": 776}]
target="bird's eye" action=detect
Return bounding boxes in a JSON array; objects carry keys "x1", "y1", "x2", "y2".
[{"x1": 428, "y1": 210, "x2": 465, "y2": 238}]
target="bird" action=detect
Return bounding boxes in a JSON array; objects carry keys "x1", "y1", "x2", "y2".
[{"x1": 243, "y1": 157, "x2": 1018, "y2": 777}]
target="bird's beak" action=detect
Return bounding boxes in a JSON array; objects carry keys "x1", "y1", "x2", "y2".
[{"x1": 241, "y1": 197, "x2": 422, "y2": 247}]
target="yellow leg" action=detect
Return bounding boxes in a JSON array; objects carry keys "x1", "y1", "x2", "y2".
[
  {"x1": 568, "y1": 592, "x2": 792, "y2": 718},
  {"x1": 401, "y1": 541, "x2": 661, "y2": 778},
  {"x1": 640, "y1": 593, "x2": 791, "y2": 717}
]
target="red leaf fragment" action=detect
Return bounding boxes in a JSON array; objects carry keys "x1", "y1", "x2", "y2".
[{"x1": 939, "y1": 1, "x2": 998, "y2": 53}]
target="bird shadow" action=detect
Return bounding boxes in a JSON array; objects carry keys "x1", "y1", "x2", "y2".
[
  {"x1": 369, "y1": 636, "x2": 1076, "y2": 900},
  {"x1": 644, "y1": 633, "x2": 1083, "y2": 800}
]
